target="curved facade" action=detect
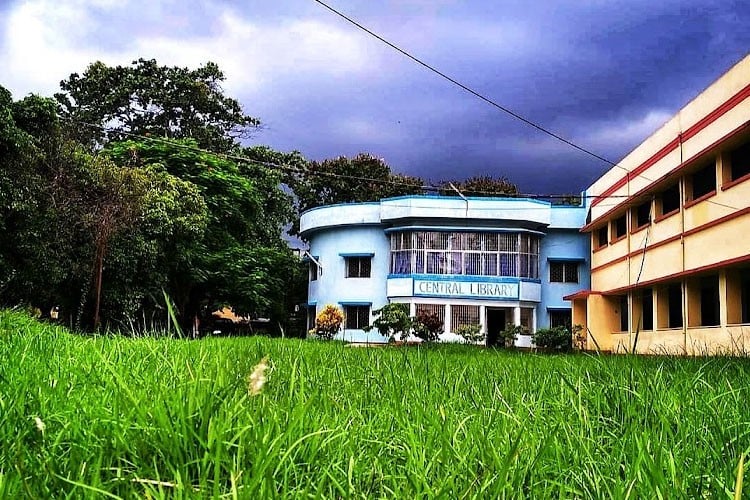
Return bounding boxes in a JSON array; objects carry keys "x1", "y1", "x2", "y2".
[{"x1": 300, "y1": 196, "x2": 589, "y2": 345}]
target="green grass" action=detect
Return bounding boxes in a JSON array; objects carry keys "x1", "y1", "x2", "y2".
[{"x1": 1, "y1": 310, "x2": 750, "y2": 498}]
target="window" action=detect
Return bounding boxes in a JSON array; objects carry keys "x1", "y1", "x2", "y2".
[
  {"x1": 549, "y1": 261, "x2": 578, "y2": 283},
  {"x1": 451, "y1": 305, "x2": 479, "y2": 332},
  {"x1": 729, "y1": 141, "x2": 750, "y2": 181},
  {"x1": 549, "y1": 309, "x2": 572, "y2": 331},
  {"x1": 641, "y1": 288, "x2": 653, "y2": 331},
  {"x1": 388, "y1": 231, "x2": 539, "y2": 278},
  {"x1": 309, "y1": 261, "x2": 318, "y2": 282},
  {"x1": 612, "y1": 215, "x2": 627, "y2": 240},
  {"x1": 633, "y1": 201, "x2": 651, "y2": 230},
  {"x1": 520, "y1": 308, "x2": 533, "y2": 333},
  {"x1": 595, "y1": 226, "x2": 608, "y2": 249},
  {"x1": 667, "y1": 283, "x2": 682, "y2": 328},
  {"x1": 344, "y1": 305, "x2": 370, "y2": 330},
  {"x1": 659, "y1": 184, "x2": 680, "y2": 217},
  {"x1": 699, "y1": 275, "x2": 720, "y2": 327},
  {"x1": 619, "y1": 295, "x2": 629, "y2": 332},
  {"x1": 687, "y1": 163, "x2": 716, "y2": 202},
  {"x1": 742, "y1": 269, "x2": 750, "y2": 324},
  {"x1": 345, "y1": 256, "x2": 371, "y2": 278},
  {"x1": 307, "y1": 306, "x2": 316, "y2": 331}
]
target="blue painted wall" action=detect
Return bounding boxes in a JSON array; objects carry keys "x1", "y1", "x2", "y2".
[
  {"x1": 307, "y1": 225, "x2": 391, "y2": 342},
  {"x1": 302, "y1": 197, "x2": 590, "y2": 343}
]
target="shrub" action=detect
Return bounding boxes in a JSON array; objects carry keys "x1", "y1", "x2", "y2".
[
  {"x1": 413, "y1": 310, "x2": 443, "y2": 342},
  {"x1": 455, "y1": 324, "x2": 483, "y2": 344},
  {"x1": 498, "y1": 323, "x2": 525, "y2": 348},
  {"x1": 313, "y1": 305, "x2": 344, "y2": 340},
  {"x1": 533, "y1": 325, "x2": 572, "y2": 351},
  {"x1": 365, "y1": 303, "x2": 412, "y2": 341}
]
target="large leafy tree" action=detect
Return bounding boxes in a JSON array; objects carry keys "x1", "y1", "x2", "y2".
[
  {"x1": 438, "y1": 175, "x2": 519, "y2": 197},
  {"x1": 55, "y1": 58, "x2": 259, "y2": 152},
  {"x1": 285, "y1": 153, "x2": 424, "y2": 230},
  {"x1": 106, "y1": 139, "x2": 296, "y2": 328}
]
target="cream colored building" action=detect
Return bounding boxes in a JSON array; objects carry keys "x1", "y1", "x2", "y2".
[{"x1": 568, "y1": 54, "x2": 750, "y2": 354}]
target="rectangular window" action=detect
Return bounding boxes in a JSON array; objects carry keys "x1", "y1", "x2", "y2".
[
  {"x1": 549, "y1": 261, "x2": 578, "y2": 283},
  {"x1": 309, "y1": 261, "x2": 318, "y2": 282},
  {"x1": 641, "y1": 288, "x2": 654, "y2": 331},
  {"x1": 730, "y1": 141, "x2": 750, "y2": 181},
  {"x1": 687, "y1": 163, "x2": 716, "y2": 202},
  {"x1": 633, "y1": 201, "x2": 651, "y2": 230},
  {"x1": 667, "y1": 283, "x2": 683, "y2": 328},
  {"x1": 549, "y1": 309, "x2": 571, "y2": 331},
  {"x1": 520, "y1": 308, "x2": 533, "y2": 333},
  {"x1": 451, "y1": 305, "x2": 479, "y2": 332},
  {"x1": 699, "y1": 275, "x2": 720, "y2": 327},
  {"x1": 345, "y1": 256, "x2": 372, "y2": 278},
  {"x1": 619, "y1": 295, "x2": 629, "y2": 332},
  {"x1": 307, "y1": 306, "x2": 316, "y2": 331},
  {"x1": 612, "y1": 214, "x2": 627, "y2": 240},
  {"x1": 595, "y1": 226, "x2": 608, "y2": 249},
  {"x1": 416, "y1": 303, "x2": 446, "y2": 327},
  {"x1": 659, "y1": 184, "x2": 680, "y2": 217},
  {"x1": 742, "y1": 269, "x2": 750, "y2": 324},
  {"x1": 344, "y1": 305, "x2": 370, "y2": 330}
]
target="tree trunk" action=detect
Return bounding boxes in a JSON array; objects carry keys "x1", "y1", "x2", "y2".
[{"x1": 93, "y1": 242, "x2": 105, "y2": 330}]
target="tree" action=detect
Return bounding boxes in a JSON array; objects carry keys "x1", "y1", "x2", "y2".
[
  {"x1": 105, "y1": 138, "x2": 296, "y2": 328},
  {"x1": 439, "y1": 175, "x2": 519, "y2": 197},
  {"x1": 285, "y1": 154, "x2": 424, "y2": 230},
  {"x1": 55, "y1": 58, "x2": 259, "y2": 152}
]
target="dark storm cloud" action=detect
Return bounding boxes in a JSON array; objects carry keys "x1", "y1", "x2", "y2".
[{"x1": 2, "y1": 0, "x2": 747, "y2": 194}]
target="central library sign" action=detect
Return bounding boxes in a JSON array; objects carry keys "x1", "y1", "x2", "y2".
[{"x1": 413, "y1": 278, "x2": 519, "y2": 300}]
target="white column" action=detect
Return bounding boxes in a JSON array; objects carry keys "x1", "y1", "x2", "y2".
[
  {"x1": 409, "y1": 301, "x2": 416, "y2": 318},
  {"x1": 445, "y1": 304, "x2": 451, "y2": 334},
  {"x1": 479, "y1": 305, "x2": 487, "y2": 334},
  {"x1": 531, "y1": 308, "x2": 537, "y2": 333},
  {"x1": 513, "y1": 306, "x2": 521, "y2": 326}
]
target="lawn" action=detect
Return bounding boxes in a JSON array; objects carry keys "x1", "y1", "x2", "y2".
[{"x1": 1, "y1": 310, "x2": 749, "y2": 498}]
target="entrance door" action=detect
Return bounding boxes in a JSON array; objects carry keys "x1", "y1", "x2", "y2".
[{"x1": 486, "y1": 308, "x2": 507, "y2": 347}]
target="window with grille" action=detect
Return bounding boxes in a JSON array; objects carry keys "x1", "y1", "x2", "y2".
[
  {"x1": 389, "y1": 231, "x2": 539, "y2": 278},
  {"x1": 416, "y1": 303, "x2": 446, "y2": 325},
  {"x1": 549, "y1": 261, "x2": 578, "y2": 283},
  {"x1": 548, "y1": 309, "x2": 571, "y2": 331},
  {"x1": 344, "y1": 305, "x2": 370, "y2": 330},
  {"x1": 345, "y1": 256, "x2": 371, "y2": 278},
  {"x1": 451, "y1": 305, "x2": 479, "y2": 332},
  {"x1": 520, "y1": 308, "x2": 533, "y2": 333}
]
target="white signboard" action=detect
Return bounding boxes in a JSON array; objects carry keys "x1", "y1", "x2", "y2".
[{"x1": 413, "y1": 279, "x2": 519, "y2": 300}]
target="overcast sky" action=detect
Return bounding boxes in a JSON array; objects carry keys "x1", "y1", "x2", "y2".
[{"x1": 1, "y1": 0, "x2": 748, "y2": 194}]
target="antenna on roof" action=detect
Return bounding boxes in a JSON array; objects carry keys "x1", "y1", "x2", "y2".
[{"x1": 449, "y1": 182, "x2": 469, "y2": 215}]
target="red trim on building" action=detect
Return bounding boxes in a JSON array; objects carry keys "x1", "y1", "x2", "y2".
[
  {"x1": 590, "y1": 207, "x2": 750, "y2": 274},
  {"x1": 603, "y1": 254, "x2": 750, "y2": 295},
  {"x1": 563, "y1": 290, "x2": 600, "y2": 301},
  {"x1": 590, "y1": 84, "x2": 750, "y2": 210},
  {"x1": 582, "y1": 120, "x2": 750, "y2": 232}
]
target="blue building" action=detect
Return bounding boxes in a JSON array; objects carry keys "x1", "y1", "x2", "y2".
[{"x1": 300, "y1": 195, "x2": 589, "y2": 345}]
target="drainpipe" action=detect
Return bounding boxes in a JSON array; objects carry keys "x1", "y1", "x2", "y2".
[{"x1": 679, "y1": 131, "x2": 688, "y2": 353}]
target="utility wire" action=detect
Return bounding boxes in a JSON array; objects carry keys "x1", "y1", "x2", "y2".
[
  {"x1": 65, "y1": 118, "x2": 651, "y2": 202},
  {"x1": 311, "y1": 0, "x2": 618, "y2": 168},
  {"x1": 310, "y1": 0, "x2": 741, "y2": 214}
]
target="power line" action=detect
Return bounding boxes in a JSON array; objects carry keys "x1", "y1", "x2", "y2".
[
  {"x1": 65, "y1": 118, "x2": 646, "y2": 202},
  {"x1": 310, "y1": 0, "x2": 741, "y2": 214},
  {"x1": 310, "y1": 0, "x2": 618, "y2": 168}
]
